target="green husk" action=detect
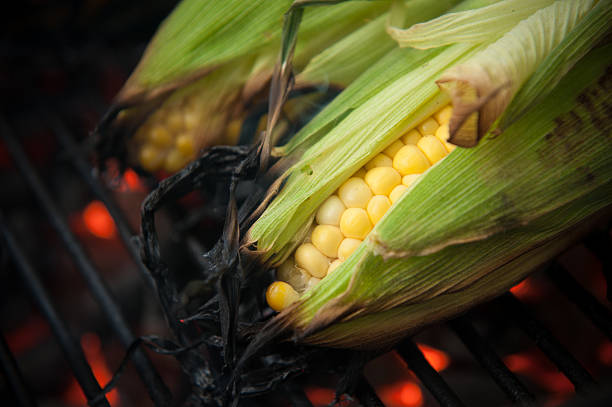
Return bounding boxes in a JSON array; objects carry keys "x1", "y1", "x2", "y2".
[
  {"x1": 297, "y1": 0, "x2": 464, "y2": 87},
  {"x1": 387, "y1": 0, "x2": 555, "y2": 49},
  {"x1": 118, "y1": 0, "x2": 390, "y2": 102},
  {"x1": 287, "y1": 43, "x2": 612, "y2": 348},
  {"x1": 437, "y1": 0, "x2": 601, "y2": 146},
  {"x1": 246, "y1": 0, "x2": 612, "y2": 349},
  {"x1": 97, "y1": 0, "x2": 398, "y2": 172},
  {"x1": 278, "y1": 0, "x2": 501, "y2": 156}
]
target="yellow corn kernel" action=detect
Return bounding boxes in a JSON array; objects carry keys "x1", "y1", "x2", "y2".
[
  {"x1": 295, "y1": 243, "x2": 329, "y2": 278},
  {"x1": 365, "y1": 154, "x2": 393, "y2": 170},
  {"x1": 338, "y1": 238, "x2": 362, "y2": 260},
  {"x1": 311, "y1": 225, "x2": 343, "y2": 258},
  {"x1": 276, "y1": 260, "x2": 309, "y2": 292},
  {"x1": 139, "y1": 145, "x2": 164, "y2": 172},
  {"x1": 434, "y1": 105, "x2": 453, "y2": 125},
  {"x1": 176, "y1": 134, "x2": 195, "y2": 156},
  {"x1": 435, "y1": 124, "x2": 449, "y2": 143},
  {"x1": 367, "y1": 195, "x2": 391, "y2": 225},
  {"x1": 435, "y1": 124, "x2": 456, "y2": 152},
  {"x1": 327, "y1": 259, "x2": 343, "y2": 274},
  {"x1": 354, "y1": 168, "x2": 367, "y2": 178},
  {"x1": 383, "y1": 140, "x2": 405, "y2": 158},
  {"x1": 266, "y1": 281, "x2": 299, "y2": 311},
  {"x1": 166, "y1": 111, "x2": 184, "y2": 132},
  {"x1": 184, "y1": 111, "x2": 199, "y2": 130},
  {"x1": 418, "y1": 117, "x2": 439, "y2": 135},
  {"x1": 164, "y1": 149, "x2": 188, "y2": 173},
  {"x1": 340, "y1": 208, "x2": 372, "y2": 239},
  {"x1": 389, "y1": 184, "x2": 408, "y2": 204},
  {"x1": 365, "y1": 167, "x2": 401, "y2": 196},
  {"x1": 402, "y1": 174, "x2": 420, "y2": 187},
  {"x1": 401, "y1": 129, "x2": 422, "y2": 145},
  {"x1": 338, "y1": 177, "x2": 373, "y2": 209},
  {"x1": 315, "y1": 195, "x2": 346, "y2": 226},
  {"x1": 418, "y1": 136, "x2": 448, "y2": 164},
  {"x1": 393, "y1": 145, "x2": 430, "y2": 176},
  {"x1": 149, "y1": 127, "x2": 172, "y2": 148}
]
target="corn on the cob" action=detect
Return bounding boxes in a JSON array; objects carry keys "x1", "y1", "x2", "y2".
[
  {"x1": 267, "y1": 103, "x2": 454, "y2": 309},
  {"x1": 245, "y1": 0, "x2": 612, "y2": 349},
  {"x1": 99, "y1": 0, "x2": 409, "y2": 173}
]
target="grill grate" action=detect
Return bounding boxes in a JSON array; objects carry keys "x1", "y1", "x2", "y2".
[
  {"x1": 1, "y1": 119, "x2": 171, "y2": 406},
  {"x1": 1, "y1": 2, "x2": 612, "y2": 404},
  {"x1": 1, "y1": 89, "x2": 612, "y2": 407}
]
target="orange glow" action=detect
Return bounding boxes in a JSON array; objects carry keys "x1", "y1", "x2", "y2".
[
  {"x1": 122, "y1": 169, "x2": 144, "y2": 191},
  {"x1": 64, "y1": 333, "x2": 120, "y2": 406},
  {"x1": 504, "y1": 351, "x2": 573, "y2": 394},
  {"x1": 379, "y1": 381, "x2": 424, "y2": 407},
  {"x1": 6, "y1": 315, "x2": 50, "y2": 355},
  {"x1": 509, "y1": 278, "x2": 542, "y2": 301},
  {"x1": 417, "y1": 343, "x2": 450, "y2": 372},
  {"x1": 598, "y1": 341, "x2": 612, "y2": 366},
  {"x1": 399, "y1": 382, "x2": 423, "y2": 407},
  {"x1": 83, "y1": 201, "x2": 116, "y2": 239},
  {"x1": 305, "y1": 387, "x2": 335, "y2": 406},
  {"x1": 510, "y1": 280, "x2": 530, "y2": 297},
  {"x1": 504, "y1": 353, "x2": 532, "y2": 372}
]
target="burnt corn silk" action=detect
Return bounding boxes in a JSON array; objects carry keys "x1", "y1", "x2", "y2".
[{"x1": 246, "y1": 0, "x2": 612, "y2": 349}]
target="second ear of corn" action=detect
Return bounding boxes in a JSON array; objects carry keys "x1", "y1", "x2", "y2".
[
  {"x1": 266, "y1": 104, "x2": 454, "y2": 310},
  {"x1": 105, "y1": 0, "x2": 410, "y2": 173}
]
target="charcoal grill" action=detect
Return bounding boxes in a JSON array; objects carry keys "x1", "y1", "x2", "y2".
[{"x1": 1, "y1": 1, "x2": 612, "y2": 406}]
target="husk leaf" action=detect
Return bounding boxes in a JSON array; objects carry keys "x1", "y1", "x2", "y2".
[
  {"x1": 387, "y1": 0, "x2": 553, "y2": 50},
  {"x1": 297, "y1": 0, "x2": 465, "y2": 87},
  {"x1": 118, "y1": 0, "x2": 390, "y2": 103},
  {"x1": 278, "y1": 0, "x2": 502, "y2": 157},
  {"x1": 437, "y1": 0, "x2": 600, "y2": 147},
  {"x1": 280, "y1": 44, "x2": 612, "y2": 348}
]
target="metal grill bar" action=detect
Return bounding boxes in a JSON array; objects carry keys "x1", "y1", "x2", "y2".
[
  {"x1": 1, "y1": 120, "x2": 172, "y2": 406},
  {"x1": 546, "y1": 263, "x2": 612, "y2": 341},
  {"x1": 397, "y1": 339, "x2": 466, "y2": 407},
  {"x1": 356, "y1": 375, "x2": 385, "y2": 407},
  {"x1": 0, "y1": 220, "x2": 110, "y2": 407},
  {"x1": 449, "y1": 316, "x2": 535, "y2": 406},
  {"x1": 0, "y1": 331, "x2": 37, "y2": 407},
  {"x1": 500, "y1": 293, "x2": 596, "y2": 394},
  {"x1": 48, "y1": 116, "x2": 157, "y2": 292}
]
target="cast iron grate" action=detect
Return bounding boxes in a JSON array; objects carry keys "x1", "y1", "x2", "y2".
[{"x1": 1, "y1": 105, "x2": 612, "y2": 407}]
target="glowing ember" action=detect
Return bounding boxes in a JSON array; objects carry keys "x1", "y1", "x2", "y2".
[
  {"x1": 305, "y1": 387, "x2": 335, "y2": 406},
  {"x1": 504, "y1": 351, "x2": 573, "y2": 394},
  {"x1": 83, "y1": 201, "x2": 116, "y2": 239},
  {"x1": 6, "y1": 315, "x2": 50, "y2": 355},
  {"x1": 598, "y1": 341, "x2": 612, "y2": 366},
  {"x1": 379, "y1": 381, "x2": 424, "y2": 407},
  {"x1": 399, "y1": 381, "x2": 423, "y2": 407},
  {"x1": 122, "y1": 169, "x2": 144, "y2": 191},
  {"x1": 417, "y1": 343, "x2": 450, "y2": 372},
  {"x1": 64, "y1": 333, "x2": 120, "y2": 405}
]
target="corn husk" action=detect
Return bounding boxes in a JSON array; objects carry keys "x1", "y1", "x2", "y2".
[
  {"x1": 246, "y1": 0, "x2": 612, "y2": 349},
  {"x1": 96, "y1": 0, "x2": 392, "y2": 170}
]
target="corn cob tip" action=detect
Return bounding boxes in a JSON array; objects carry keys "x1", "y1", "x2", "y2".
[{"x1": 266, "y1": 103, "x2": 454, "y2": 311}]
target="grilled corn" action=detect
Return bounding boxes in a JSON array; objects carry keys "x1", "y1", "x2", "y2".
[{"x1": 247, "y1": 0, "x2": 612, "y2": 349}]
